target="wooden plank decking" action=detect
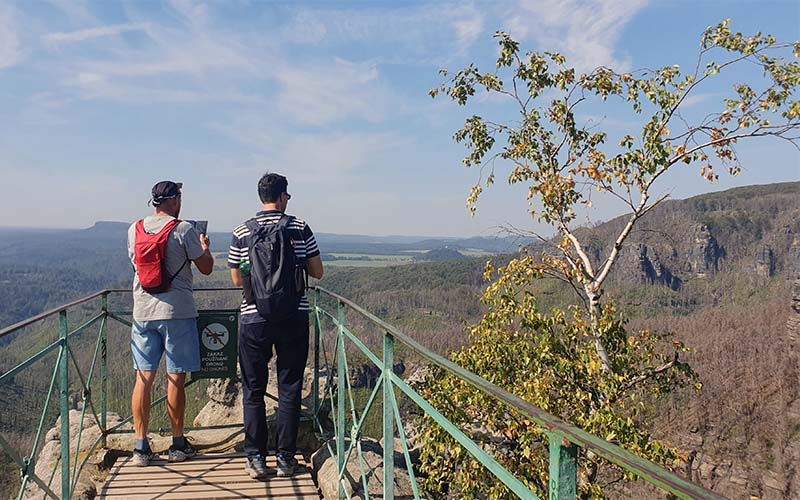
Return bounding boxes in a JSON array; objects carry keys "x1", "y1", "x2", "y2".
[{"x1": 97, "y1": 452, "x2": 321, "y2": 499}]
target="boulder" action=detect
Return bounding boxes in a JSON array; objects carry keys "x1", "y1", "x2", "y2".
[
  {"x1": 193, "y1": 361, "x2": 326, "y2": 453},
  {"x1": 311, "y1": 437, "x2": 419, "y2": 500},
  {"x1": 194, "y1": 360, "x2": 318, "y2": 427},
  {"x1": 22, "y1": 411, "x2": 129, "y2": 500},
  {"x1": 348, "y1": 362, "x2": 406, "y2": 389}
]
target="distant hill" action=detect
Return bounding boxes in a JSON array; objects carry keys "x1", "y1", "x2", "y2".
[
  {"x1": 83, "y1": 221, "x2": 129, "y2": 234},
  {"x1": 313, "y1": 233, "x2": 529, "y2": 255},
  {"x1": 413, "y1": 247, "x2": 467, "y2": 262}
]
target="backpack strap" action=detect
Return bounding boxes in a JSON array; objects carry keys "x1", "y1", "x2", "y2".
[
  {"x1": 157, "y1": 219, "x2": 188, "y2": 287},
  {"x1": 168, "y1": 257, "x2": 189, "y2": 284},
  {"x1": 245, "y1": 215, "x2": 293, "y2": 235},
  {"x1": 277, "y1": 215, "x2": 293, "y2": 230},
  {"x1": 244, "y1": 218, "x2": 263, "y2": 236}
]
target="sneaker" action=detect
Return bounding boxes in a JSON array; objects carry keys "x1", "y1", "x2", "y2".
[
  {"x1": 245, "y1": 454, "x2": 268, "y2": 479},
  {"x1": 168, "y1": 441, "x2": 197, "y2": 462},
  {"x1": 131, "y1": 448, "x2": 157, "y2": 467},
  {"x1": 276, "y1": 452, "x2": 298, "y2": 477}
]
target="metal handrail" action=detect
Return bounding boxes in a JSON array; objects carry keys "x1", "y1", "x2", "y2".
[
  {"x1": 310, "y1": 285, "x2": 725, "y2": 500},
  {"x1": 0, "y1": 290, "x2": 108, "y2": 339},
  {"x1": 0, "y1": 287, "x2": 242, "y2": 339}
]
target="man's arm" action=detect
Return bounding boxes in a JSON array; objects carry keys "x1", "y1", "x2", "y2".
[
  {"x1": 193, "y1": 234, "x2": 214, "y2": 275},
  {"x1": 228, "y1": 231, "x2": 245, "y2": 286},
  {"x1": 302, "y1": 223, "x2": 323, "y2": 280},
  {"x1": 306, "y1": 255, "x2": 323, "y2": 279},
  {"x1": 230, "y1": 268, "x2": 243, "y2": 287}
]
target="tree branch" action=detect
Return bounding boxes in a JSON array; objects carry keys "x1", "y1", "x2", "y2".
[{"x1": 620, "y1": 353, "x2": 681, "y2": 394}]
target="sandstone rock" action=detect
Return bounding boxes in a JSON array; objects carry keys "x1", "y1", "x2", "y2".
[
  {"x1": 755, "y1": 245, "x2": 777, "y2": 277},
  {"x1": 617, "y1": 243, "x2": 681, "y2": 290},
  {"x1": 348, "y1": 364, "x2": 381, "y2": 389},
  {"x1": 404, "y1": 363, "x2": 434, "y2": 389},
  {"x1": 379, "y1": 435, "x2": 421, "y2": 468},
  {"x1": 348, "y1": 362, "x2": 406, "y2": 389},
  {"x1": 683, "y1": 432, "x2": 703, "y2": 449},
  {"x1": 788, "y1": 239, "x2": 800, "y2": 338},
  {"x1": 22, "y1": 411, "x2": 128, "y2": 500},
  {"x1": 698, "y1": 462, "x2": 716, "y2": 481},
  {"x1": 311, "y1": 437, "x2": 418, "y2": 499},
  {"x1": 193, "y1": 360, "x2": 318, "y2": 428},
  {"x1": 762, "y1": 471, "x2": 785, "y2": 493},
  {"x1": 684, "y1": 223, "x2": 723, "y2": 277},
  {"x1": 728, "y1": 464, "x2": 748, "y2": 485}
]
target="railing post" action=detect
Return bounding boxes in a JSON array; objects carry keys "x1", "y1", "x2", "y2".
[
  {"x1": 59, "y1": 310, "x2": 70, "y2": 500},
  {"x1": 549, "y1": 432, "x2": 577, "y2": 500},
  {"x1": 383, "y1": 332, "x2": 395, "y2": 500},
  {"x1": 336, "y1": 301, "x2": 346, "y2": 500},
  {"x1": 313, "y1": 289, "x2": 320, "y2": 417},
  {"x1": 101, "y1": 293, "x2": 108, "y2": 448}
]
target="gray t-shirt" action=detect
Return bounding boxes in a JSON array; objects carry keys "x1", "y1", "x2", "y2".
[{"x1": 127, "y1": 216, "x2": 204, "y2": 321}]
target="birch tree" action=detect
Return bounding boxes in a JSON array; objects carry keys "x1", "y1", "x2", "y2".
[{"x1": 419, "y1": 20, "x2": 799, "y2": 499}]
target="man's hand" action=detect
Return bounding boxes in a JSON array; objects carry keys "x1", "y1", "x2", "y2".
[{"x1": 193, "y1": 234, "x2": 214, "y2": 275}]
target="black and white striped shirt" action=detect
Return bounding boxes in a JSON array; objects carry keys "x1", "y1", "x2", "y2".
[{"x1": 228, "y1": 210, "x2": 320, "y2": 322}]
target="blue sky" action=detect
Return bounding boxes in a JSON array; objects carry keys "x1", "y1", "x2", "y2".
[{"x1": 1, "y1": 0, "x2": 798, "y2": 237}]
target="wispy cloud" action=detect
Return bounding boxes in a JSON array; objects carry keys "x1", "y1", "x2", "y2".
[
  {"x1": 450, "y1": 4, "x2": 484, "y2": 53},
  {"x1": 280, "y1": 4, "x2": 485, "y2": 60},
  {"x1": 49, "y1": 3, "x2": 266, "y2": 104},
  {"x1": 273, "y1": 58, "x2": 398, "y2": 127},
  {"x1": 63, "y1": 73, "x2": 265, "y2": 104},
  {"x1": 208, "y1": 114, "x2": 409, "y2": 182},
  {"x1": 42, "y1": 23, "x2": 150, "y2": 47},
  {"x1": 505, "y1": 0, "x2": 648, "y2": 73},
  {"x1": 0, "y1": 4, "x2": 24, "y2": 70}
]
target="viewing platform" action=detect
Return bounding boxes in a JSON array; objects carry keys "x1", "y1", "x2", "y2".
[
  {"x1": 98, "y1": 452, "x2": 317, "y2": 500},
  {"x1": 0, "y1": 287, "x2": 726, "y2": 500}
]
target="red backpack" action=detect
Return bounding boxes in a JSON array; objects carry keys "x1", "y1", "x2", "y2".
[{"x1": 134, "y1": 219, "x2": 187, "y2": 294}]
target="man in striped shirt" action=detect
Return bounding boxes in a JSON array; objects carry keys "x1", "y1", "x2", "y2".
[{"x1": 228, "y1": 173, "x2": 323, "y2": 480}]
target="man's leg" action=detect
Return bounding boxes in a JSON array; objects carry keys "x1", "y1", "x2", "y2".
[
  {"x1": 132, "y1": 370, "x2": 158, "y2": 445},
  {"x1": 166, "y1": 372, "x2": 187, "y2": 437},
  {"x1": 239, "y1": 321, "x2": 273, "y2": 458},
  {"x1": 163, "y1": 318, "x2": 201, "y2": 462},
  {"x1": 130, "y1": 320, "x2": 164, "y2": 462},
  {"x1": 274, "y1": 313, "x2": 310, "y2": 457}
]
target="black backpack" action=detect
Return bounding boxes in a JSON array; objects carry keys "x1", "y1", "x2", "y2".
[{"x1": 244, "y1": 216, "x2": 306, "y2": 321}]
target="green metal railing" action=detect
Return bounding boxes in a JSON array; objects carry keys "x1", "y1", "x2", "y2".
[
  {"x1": 0, "y1": 290, "x2": 111, "y2": 500},
  {"x1": 0, "y1": 288, "x2": 245, "y2": 500},
  {"x1": 309, "y1": 286, "x2": 726, "y2": 500},
  {"x1": 0, "y1": 287, "x2": 725, "y2": 500}
]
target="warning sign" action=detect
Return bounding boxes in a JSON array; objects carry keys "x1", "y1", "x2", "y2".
[{"x1": 193, "y1": 311, "x2": 238, "y2": 380}]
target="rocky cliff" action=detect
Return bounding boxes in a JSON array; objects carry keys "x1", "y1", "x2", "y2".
[
  {"x1": 788, "y1": 236, "x2": 800, "y2": 342},
  {"x1": 575, "y1": 183, "x2": 800, "y2": 290}
]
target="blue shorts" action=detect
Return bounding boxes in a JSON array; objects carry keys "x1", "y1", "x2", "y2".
[{"x1": 131, "y1": 319, "x2": 200, "y2": 373}]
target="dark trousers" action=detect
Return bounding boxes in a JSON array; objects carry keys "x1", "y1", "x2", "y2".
[{"x1": 238, "y1": 312, "x2": 309, "y2": 457}]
